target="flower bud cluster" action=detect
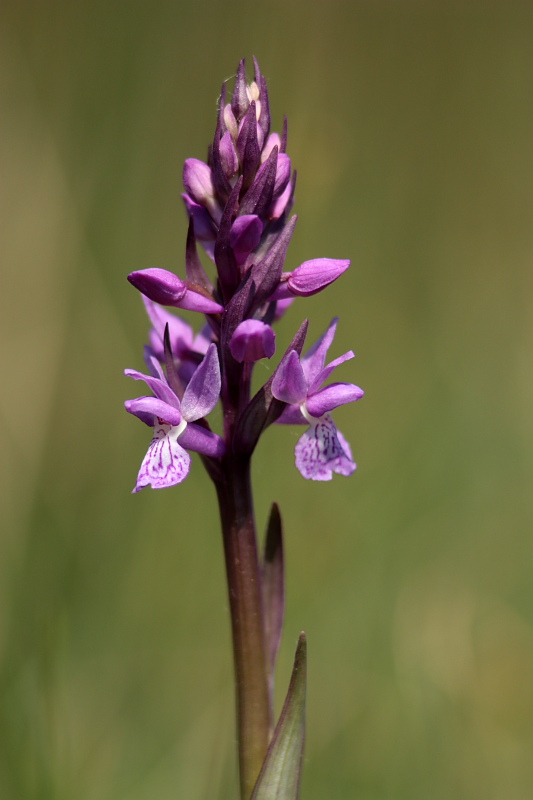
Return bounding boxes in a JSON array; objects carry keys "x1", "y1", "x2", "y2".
[{"x1": 125, "y1": 58, "x2": 363, "y2": 491}]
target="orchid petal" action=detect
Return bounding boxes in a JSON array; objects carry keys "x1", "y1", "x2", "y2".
[
  {"x1": 305, "y1": 383, "x2": 364, "y2": 418},
  {"x1": 271, "y1": 350, "x2": 308, "y2": 405},
  {"x1": 125, "y1": 397, "x2": 182, "y2": 427},
  {"x1": 133, "y1": 424, "x2": 191, "y2": 492},
  {"x1": 309, "y1": 350, "x2": 355, "y2": 393},
  {"x1": 125, "y1": 368, "x2": 180, "y2": 409},
  {"x1": 294, "y1": 414, "x2": 356, "y2": 481},
  {"x1": 179, "y1": 423, "x2": 226, "y2": 458},
  {"x1": 301, "y1": 318, "x2": 338, "y2": 385},
  {"x1": 181, "y1": 343, "x2": 221, "y2": 421},
  {"x1": 142, "y1": 296, "x2": 194, "y2": 357}
]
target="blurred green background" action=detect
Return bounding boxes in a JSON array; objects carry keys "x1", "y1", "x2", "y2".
[{"x1": 2, "y1": 2, "x2": 533, "y2": 798}]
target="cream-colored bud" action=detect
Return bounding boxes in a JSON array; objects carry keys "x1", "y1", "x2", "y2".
[
  {"x1": 247, "y1": 81, "x2": 260, "y2": 102},
  {"x1": 223, "y1": 104, "x2": 238, "y2": 138}
]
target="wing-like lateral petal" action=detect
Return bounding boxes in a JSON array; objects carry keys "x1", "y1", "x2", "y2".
[
  {"x1": 181, "y1": 343, "x2": 221, "y2": 421},
  {"x1": 305, "y1": 383, "x2": 364, "y2": 418},
  {"x1": 295, "y1": 414, "x2": 356, "y2": 481},
  {"x1": 124, "y1": 368, "x2": 180, "y2": 409},
  {"x1": 309, "y1": 349, "x2": 355, "y2": 393},
  {"x1": 300, "y1": 318, "x2": 338, "y2": 385},
  {"x1": 133, "y1": 424, "x2": 191, "y2": 492}
]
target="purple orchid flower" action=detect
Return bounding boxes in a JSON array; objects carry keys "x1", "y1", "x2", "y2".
[
  {"x1": 125, "y1": 343, "x2": 224, "y2": 492},
  {"x1": 271, "y1": 318, "x2": 364, "y2": 481}
]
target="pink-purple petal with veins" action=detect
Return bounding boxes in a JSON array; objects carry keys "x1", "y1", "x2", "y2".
[
  {"x1": 181, "y1": 343, "x2": 221, "y2": 421},
  {"x1": 271, "y1": 350, "x2": 308, "y2": 405},
  {"x1": 179, "y1": 423, "x2": 226, "y2": 458},
  {"x1": 305, "y1": 383, "x2": 364, "y2": 417},
  {"x1": 294, "y1": 414, "x2": 356, "y2": 481},
  {"x1": 133, "y1": 426, "x2": 190, "y2": 492},
  {"x1": 124, "y1": 397, "x2": 182, "y2": 427}
]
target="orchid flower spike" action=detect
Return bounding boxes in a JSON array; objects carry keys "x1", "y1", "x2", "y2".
[
  {"x1": 271, "y1": 318, "x2": 364, "y2": 480},
  {"x1": 124, "y1": 343, "x2": 224, "y2": 492}
]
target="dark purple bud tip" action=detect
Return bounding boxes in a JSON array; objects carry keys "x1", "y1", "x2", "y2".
[{"x1": 229, "y1": 319, "x2": 276, "y2": 362}]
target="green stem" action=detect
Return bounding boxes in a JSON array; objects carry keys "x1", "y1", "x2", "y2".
[{"x1": 215, "y1": 452, "x2": 271, "y2": 800}]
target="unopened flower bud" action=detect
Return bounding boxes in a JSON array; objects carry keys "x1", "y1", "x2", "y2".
[
  {"x1": 229, "y1": 215, "x2": 263, "y2": 264},
  {"x1": 272, "y1": 258, "x2": 350, "y2": 299},
  {"x1": 183, "y1": 158, "x2": 221, "y2": 223},
  {"x1": 223, "y1": 103, "x2": 238, "y2": 138},
  {"x1": 219, "y1": 130, "x2": 239, "y2": 178},
  {"x1": 262, "y1": 133, "x2": 281, "y2": 162},
  {"x1": 229, "y1": 319, "x2": 276, "y2": 362},
  {"x1": 128, "y1": 269, "x2": 224, "y2": 314}
]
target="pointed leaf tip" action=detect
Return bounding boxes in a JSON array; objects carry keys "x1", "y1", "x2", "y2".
[{"x1": 251, "y1": 633, "x2": 307, "y2": 800}]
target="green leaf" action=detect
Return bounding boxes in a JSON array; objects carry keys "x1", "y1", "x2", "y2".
[{"x1": 251, "y1": 633, "x2": 307, "y2": 800}]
